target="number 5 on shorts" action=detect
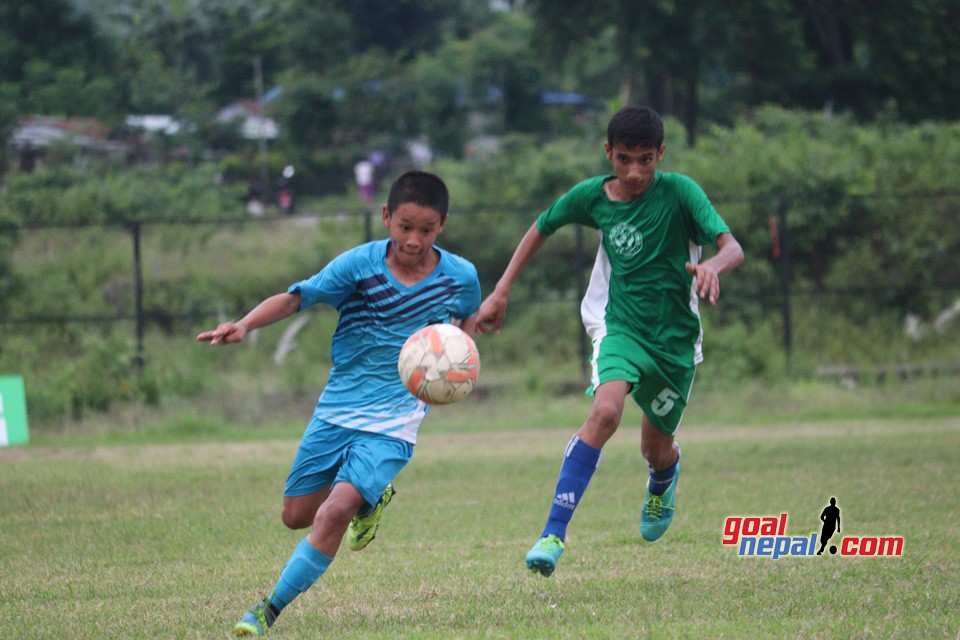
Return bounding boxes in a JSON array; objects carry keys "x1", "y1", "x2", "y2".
[{"x1": 652, "y1": 387, "x2": 681, "y2": 417}]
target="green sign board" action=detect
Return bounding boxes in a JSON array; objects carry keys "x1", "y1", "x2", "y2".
[{"x1": 0, "y1": 376, "x2": 29, "y2": 447}]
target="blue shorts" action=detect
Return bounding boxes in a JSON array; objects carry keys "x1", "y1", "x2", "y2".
[{"x1": 284, "y1": 417, "x2": 414, "y2": 507}]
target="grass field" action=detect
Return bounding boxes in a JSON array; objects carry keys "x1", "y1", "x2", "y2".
[{"x1": 2, "y1": 397, "x2": 959, "y2": 639}]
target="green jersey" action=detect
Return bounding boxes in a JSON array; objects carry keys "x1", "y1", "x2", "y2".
[{"x1": 536, "y1": 171, "x2": 730, "y2": 368}]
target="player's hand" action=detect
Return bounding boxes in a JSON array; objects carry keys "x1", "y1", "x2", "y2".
[
  {"x1": 196, "y1": 322, "x2": 247, "y2": 345},
  {"x1": 686, "y1": 262, "x2": 722, "y2": 305},
  {"x1": 474, "y1": 291, "x2": 508, "y2": 335}
]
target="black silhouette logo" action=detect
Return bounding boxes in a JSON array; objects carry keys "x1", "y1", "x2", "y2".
[
  {"x1": 721, "y1": 496, "x2": 902, "y2": 558},
  {"x1": 816, "y1": 497, "x2": 841, "y2": 555}
]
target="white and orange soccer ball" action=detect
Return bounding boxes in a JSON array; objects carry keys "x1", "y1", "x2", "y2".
[{"x1": 398, "y1": 323, "x2": 480, "y2": 405}]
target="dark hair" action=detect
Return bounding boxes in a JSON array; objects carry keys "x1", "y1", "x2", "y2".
[
  {"x1": 386, "y1": 171, "x2": 449, "y2": 220},
  {"x1": 607, "y1": 106, "x2": 664, "y2": 149}
]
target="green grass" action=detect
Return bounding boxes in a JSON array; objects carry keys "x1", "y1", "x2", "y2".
[
  {"x1": 26, "y1": 372, "x2": 960, "y2": 447},
  {"x1": 2, "y1": 400, "x2": 958, "y2": 639}
]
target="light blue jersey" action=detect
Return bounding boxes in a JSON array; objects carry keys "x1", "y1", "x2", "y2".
[{"x1": 288, "y1": 239, "x2": 481, "y2": 444}]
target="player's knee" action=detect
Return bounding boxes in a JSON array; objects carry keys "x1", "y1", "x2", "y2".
[
  {"x1": 281, "y1": 507, "x2": 311, "y2": 530},
  {"x1": 583, "y1": 402, "x2": 622, "y2": 440},
  {"x1": 313, "y1": 498, "x2": 356, "y2": 530},
  {"x1": 594, "y1": 398, "x2": 624, "y2": 426},
  {"x1": 642, "y1": 440, "x2": 677, "y2": 469}
]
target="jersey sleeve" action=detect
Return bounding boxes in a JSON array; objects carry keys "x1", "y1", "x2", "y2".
[
  {"x1": 678, "y1": 176, "x2": 730, "y2": 245},
  {"x1": 446, "y1": 254, "x2": 482, "y2": 320},
  {"x1": 535, "y1": 178, "x2": 601, "y2": 235},
  {"x1": 458, "y1": 264, "x2": 482, "y2": 319},
  {"x1": 287, "y1": 249, "x2": 358, "y2": 310},
  {"x1": 677, "y1": 174, "x2": 730, "y2": 245}
]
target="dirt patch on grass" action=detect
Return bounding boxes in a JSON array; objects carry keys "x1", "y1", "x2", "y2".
[
  {"x1": 0, "y1": 439, "x2": 298, "y2": 469},
  {"x1": 414, "y1": 416, "x2": 959, "y2": 462},
  {"x1": 4, "y1": 416, "x2": 956, "y2": 467}
]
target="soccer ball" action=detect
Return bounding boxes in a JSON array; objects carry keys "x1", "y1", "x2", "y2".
[{"x1": 398, "y1": 324, "x2": 480, "y2": 405}]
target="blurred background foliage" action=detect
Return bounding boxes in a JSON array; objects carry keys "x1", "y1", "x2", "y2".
[
  {"x1": 3, "y1": 0, "x2": 960, "y2": 183},
  {"x1": 1, "y1": 1, "x2": 959, "y2": 427}
]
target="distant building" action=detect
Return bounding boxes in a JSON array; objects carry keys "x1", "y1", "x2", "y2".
[
  {"x1": 125, "y1": 114, "x2": 182, "y2": 135},
  {"x1": 214, "y1": 100, "x2": 279, "y2": 140},
  {"x1": 7, "y1": 116, "x2": 127, "y2": 172}
]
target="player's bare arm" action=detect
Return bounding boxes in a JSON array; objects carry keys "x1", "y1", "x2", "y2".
[
  {"x1": 685, "y1": 232, "x2": 744, "y2": 305},
  {"x1": 453, "y1": 314, "x2": 479, "y2": 336},
  {"x1": 476, "y1": 223, "x2": 550, "y2": 334},
  {"x1": 197, "y1": 291, "x2": 302, "y2": 345}
]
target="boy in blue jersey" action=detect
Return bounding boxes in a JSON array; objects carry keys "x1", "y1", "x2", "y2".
[
  {"x1": 198, "y1": 171, "x2": 481, "y2": 636},
  {"x1": 476, "y1": 107, "x2": 744, "y2": 577}
]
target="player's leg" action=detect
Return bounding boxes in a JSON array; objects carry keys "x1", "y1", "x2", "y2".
[
  {"x1": 306, "y1": 481, "x2": 368, "y2": 554},
  {"x1": 280, "y1": 417, "x2": 345, "y2": 526},
  {"x1": 639, "y1": 414, "x2": 681, "y2": 542},
  {"x1": 281, "y1": 487, "x2": 331, "y2": 530},
  {"x1": 633, "y1": 362, "x2": 692, "y2": 542},
  {"x1": 578, "y1": 379, "x2": 630, "y2": 448},
  {"x1": 526, "y1": 379, "x2": 630, "y2": 577},
  {"x1": 346, "y1": 482, "x2": 396, "y2": 551},
  {"x1": 270, "y1": 483, "x2": 366, "y2": 607},
  {"x1": 235, "y1": 482, "x2": 364, "y2": 637},
  {"x1": 233, "y1": 419, "x2": 347, "y2": 637},
  {"x1": 641, "y1": 414, "x2": 680, "y2": 482},
  {"x1": 526, "y1": 333, "x2": 639, "y2": 577},
  {"x1": 340, "y1": 431, "x2": 412, "y2": 551},
  {"x1": 238, "y1": 430, "x2": 411, "y2": 635}
]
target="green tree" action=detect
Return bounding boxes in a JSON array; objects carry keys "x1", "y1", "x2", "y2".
[
  {"x1": 527, "y1": 0, "x2": 732, "y2": 143},
  {"x1": 828, "y1": 1, "x2": 960, "y2": 122},
  {"x1": 410, "y1": 53, "x2": 469, "y2": 156},
  {"x1": 121, "y1": 48, "x2": 189, "y2": 114},
  {"x1": 465, "y1": 11, "x2": 545, "y2": 135},
  {"x1": 0, "y1": 83, "x2": 19, "y2": 165},
  {"x1": 674, "y1": 107, "x2": 960, "y2": 318},
  {"x1": 0, "y1": 0, "x2": 117, "y2": 84},
  {"x1": 339, "y1": 0, "x2": 461, "y2": 58},
  {"x1": 0, "y1": 0, "x2": 119, "y2": 118},
  {"x1": 271, "y1": 74, "x2": 339, "y2": 152},
  {"x1": 275, "y1": 0, "x2": 351, "y2": 75},
  {"x1": 20, "y1": 61, "x2": 120, "y2": 119},
  {"x1": 0, "y1": 163, "x2": 244, "y2": 228}
]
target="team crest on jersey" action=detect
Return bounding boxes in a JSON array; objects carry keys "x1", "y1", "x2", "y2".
[{"x1": 609, "y1": 222, "x2": 643, "y2": 257}]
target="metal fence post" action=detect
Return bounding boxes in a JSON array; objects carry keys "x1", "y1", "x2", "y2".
[
  {"x1": 130, "y1": 221, "x2": 145, "y2": 372},
  {"x1": 777, "y1": 197, "x2": 793, "y2": 361}
]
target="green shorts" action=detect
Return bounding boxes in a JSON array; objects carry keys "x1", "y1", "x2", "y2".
[{"x1": 588, "y1": 331, "x2": 696, "y2": 436}]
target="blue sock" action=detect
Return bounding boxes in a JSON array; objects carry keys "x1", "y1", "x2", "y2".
[
  {"x1": 541, "y1": 436, "x2": 602, "y2": 541},
  {"x1": 648, "y1": 446, "x2": 680, "y2": 496},
  {"x1": 270, "y1": 538, "x2": 333, "y2": 612}
]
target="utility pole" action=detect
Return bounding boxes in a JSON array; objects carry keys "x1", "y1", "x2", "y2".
[{"x1": 253, "y1": 56, "x2": 269, "y2": 206}]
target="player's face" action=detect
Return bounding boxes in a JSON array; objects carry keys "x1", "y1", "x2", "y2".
[
  {"x1": 605, "y1": 143, "x2": 665, "y2": 200},
  {"x1": 383, "y1": 202, "x2": 446, "y2": 267}
]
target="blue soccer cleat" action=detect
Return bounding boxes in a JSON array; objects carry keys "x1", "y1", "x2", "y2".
[
  {"x1": 233, "y1": 593, "x2": 279, "y2": 637},
  {"x1": 525, "y1": 534, "x2": 565, "y2": 577},
  {"x1": 640, "y1": 459, "x2": 679, "y2": 542}
]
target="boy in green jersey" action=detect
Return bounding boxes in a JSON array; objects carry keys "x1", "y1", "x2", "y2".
[{"x1": 476, "y1": 106, "x2": 744, "y2": 577}]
